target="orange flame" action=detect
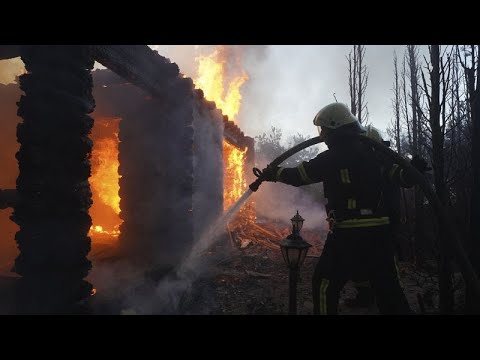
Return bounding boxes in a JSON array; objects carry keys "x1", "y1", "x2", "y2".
[
  {"x1": 194, "y1": 46, "x2": 248, "y2": 121},
  {"x1": 194, "y1": 46, "x2": 252, "y2": 224},
  {"x1": 88, "y1": 117, "x2": 122, "y2": 241},
  {"x1": 90, "y1": 136, "x2": 121, "y2": 214},
  {"x1": 223, "y1": 142, "x2": 248, "y2": 210}
]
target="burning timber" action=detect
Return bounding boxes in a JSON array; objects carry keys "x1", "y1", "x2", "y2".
[{"x1": 0, "y1": 45, "x2": 256, "y2": 314}]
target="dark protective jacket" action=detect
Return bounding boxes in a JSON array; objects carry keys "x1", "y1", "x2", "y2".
[{"x1": 276, "y1": 136, "x2": 413, "y2": 229}]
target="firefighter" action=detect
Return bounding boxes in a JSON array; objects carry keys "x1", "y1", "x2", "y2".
[
  {"x1": 344, "y1": 126, "x2": 400, "y2": 308},
  {"x1": 260, "y1": 102, "x2": 422, "y2": 315}
]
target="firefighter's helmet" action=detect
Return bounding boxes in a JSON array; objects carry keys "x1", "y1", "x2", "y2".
[
  {"x1": 365, "y1": 125, "x2": 383, "y2": 143},
  {"x1": 313, "y1": 103, "x2": 359, "y2": 128},
  {"x1": 313, "y1": 102, "x2": 366, "y2": 140},
  {"x1": 364, "y1": 125, "x2": 392, "y2": 147}
]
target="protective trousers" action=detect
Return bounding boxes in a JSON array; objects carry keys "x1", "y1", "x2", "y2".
[{"x1": 312, "y1": 225, "x2": 411, "y2": 315}]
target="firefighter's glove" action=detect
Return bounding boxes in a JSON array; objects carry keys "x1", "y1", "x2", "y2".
[
  {"x1": 410, "y1": 155, "x2": 431, "y2": 174},
  {"x1": 261, "y1": 165, "x2": 280, "y2": 182}
]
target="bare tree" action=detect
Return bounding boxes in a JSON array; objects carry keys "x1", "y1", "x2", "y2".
[
  {"x1": 408, "y1": 45, "x2": 422, "y2": 156},
  {"x1": 420, "y1": 45, "x2": 455, "y2": 313},
  {"x1": 347, "y1": 45, "x2": 369, "y2": 124},
  {"x1": 348, "y1": 49, "x2": 357, "y2": 117},
  {"x1": 470, "y1": 45, "x2": 480, "y2": 313},
  {"x1": 390, "y1": 50, "x2": 402, "y2": 155},
  {"x1": 405, "y1": 45, "x2": 431, "y2": 266},
  {"x1": 445, "y1": 49, "x2": 470, "y2": 203},
  {"x1": 387, "y1": 45, "x2": 477, "y2": 314},
  {"x1": 401, "y1": 54, "x2": 412, "y2": 149},
  {"x1": 387, "y1": 50, "x2": 413, "y2": 259},
  {"x1": 357, "y1": 45, "x2": 369, "y2": 124},
  {"x1": 458, "y1": 45, "x2": 480, "y2": 313}
]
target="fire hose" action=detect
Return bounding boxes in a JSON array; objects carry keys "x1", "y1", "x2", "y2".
[
  {"x1": 248, "y1": 135, "x2": 480, "y2": 300},
  {"x1": 248, "y1": 136, "x2": 323, "y2": 192}
]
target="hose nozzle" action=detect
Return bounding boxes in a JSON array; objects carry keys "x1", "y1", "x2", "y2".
[
  {"x1": 249, "y1": 177, "x2": 263, "y2": 192},
  {"x1": 248, "y1": 167, "x2": 265, "y2": 192}
]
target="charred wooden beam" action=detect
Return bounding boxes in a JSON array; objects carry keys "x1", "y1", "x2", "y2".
[
  {"x1": 93, "y1": 45, "x2": 251, "y2": 151},
  {"x1": 13, "y1": 45, "x2": 95, "y2": 314},
  {"x1": 223, "y1": 117, "x2": 249, "y2": 150},
  {"x1": 92, "y1": 45, "x2": 182, "y2": 104}
]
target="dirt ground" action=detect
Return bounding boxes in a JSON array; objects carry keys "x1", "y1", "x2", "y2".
[
  {"x1": 164, "y1": 222, "x2": 452, "y2": 315},
  {"x1": 176, "y1": 246, "x2": 413, "y2": 315},
  {"x1": 0, "y1": 222, "x2": 463, "y2": 315}
]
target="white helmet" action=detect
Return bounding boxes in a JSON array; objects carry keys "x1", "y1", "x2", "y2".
[
  {"x1": 313, "y1": 102, "x2": 365, "y2": 140},
  {"x1": 364, "y1": 124, "x2": 391, "y2": 147},
  {"x1": 364, "y1": 125, "x2": 383, "y2": 143}
]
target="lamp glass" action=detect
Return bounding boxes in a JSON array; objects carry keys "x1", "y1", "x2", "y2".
[
  {"x1": 280, "y1": 247, "x2": 302, "y2": 269},
  {"x1": 291, "y1": 210, "x2": 304, "y2": 234},
  {"x1": 298, "y1": 247, "x2": 309, "y2": 267}
]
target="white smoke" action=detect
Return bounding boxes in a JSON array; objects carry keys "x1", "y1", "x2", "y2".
[{"x1": 88, "y1": 205, "x2": 240, "y2": 315}]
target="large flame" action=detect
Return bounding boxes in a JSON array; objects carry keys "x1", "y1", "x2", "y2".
[
  {"x1": 223, "y1": 142, "x2": 248, "y2": 210},
  {"x1": 194, "y1": 46, "x2": 253, "y2": 224},
  {"x1": 90, "y1": 136, "x2": 121, "y2": 214},
  {"x1": 194, "y1": 46, "x2": 248, "y2": 120},
  {"x1": 88, "y1": 117, "x2": 122, "y2": 241}
]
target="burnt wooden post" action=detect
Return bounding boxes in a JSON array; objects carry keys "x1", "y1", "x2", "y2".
[
  {"x1": 13, "y1": 45, "x2": 95, "y2": 314},
  {"x1": 118, "y1": 77, "x2": 195, "y2": 271}
]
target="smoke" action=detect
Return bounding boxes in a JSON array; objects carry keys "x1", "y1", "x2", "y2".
[
  {"x1": 251, "y1": 144, "x2": 328, "y2": 232},
  {"x1": 252, "y1": 181, "x2": 327, "y2": 231},
  {"x1": 0, "y1": 46, "x2": 433, "y2": 136},
  {"x1": 0, "y1": 58, "x2": 25, "y2": 85},
  {"x1": 243, "y1": 45, "x2": 270, "y2": 62},
  {"x1": 148, "y1": 45, "x2": 271, "y2": 130},
  {"x1": 88, "y1": 212, "x2": 236, "y2": 315},
  {"x1": 148, "y1": 45, "x2": 431, "y2": 139},
  {"x1": 88, "y1": 257, "x2": 199, "y2": 315},
  {"x1": 210, "y1": 45, "x2": 270, "y2": 76},
  {"x1": 88, "y1": 179, "x2": 324, "y2": 315},
  {"x1": 86, "y1": 71, "x2": 237, "y2": 315},
  {"x1": 149, "y1": 45, "x2": 269, "y2": 75}
]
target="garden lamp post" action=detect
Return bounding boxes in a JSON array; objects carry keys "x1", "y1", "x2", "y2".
[{"x1": 280, "y1": 210, "x2": 312, "y2": 315}]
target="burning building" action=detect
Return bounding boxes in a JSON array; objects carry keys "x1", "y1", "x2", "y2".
[
  {"x1": 90, "y1": 68, "x2": 254, "y2": 263},
  {"x1": 0, "y1": 45, "x2": 254, "y2": 313}
]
